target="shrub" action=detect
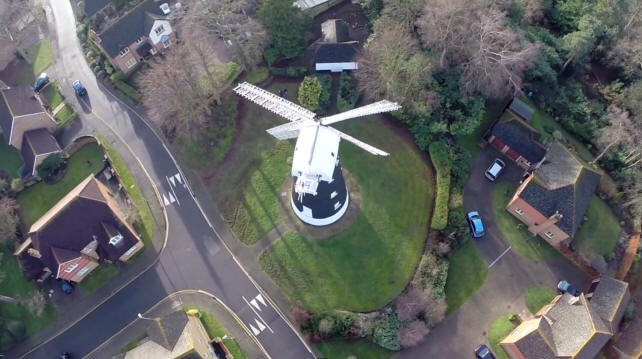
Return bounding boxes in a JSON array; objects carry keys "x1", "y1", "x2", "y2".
[
  {"x1": 298, "y1": 76, "x2": 323, "y2": 111},
  {"x1": 246, "y1": 67, "x2": 270, "y2": 84},
  {"x1": 396, "y1": 287, "x2": 430, "y2": 321},
  {"x1": 398, "y1": 320, "x2": 429, "y2": 348},
  {"x1": 114, "y1": 80, "x2": 141, "y2": 102},
  {"x1": 96, "y1": 70, "x2": 106, "y2": 79},
  {"x1": 21, "y1": 291, "x2": 46, "y2": 317},
  {"x1": 316, "y1": 74, "x2": 332, "y2": 107},
  {"x1": 444, "y1": 207, "x2": 469, "y2": 248},
  {"x1": 10, "y1": 178, "x2": 23, "y2": 193},
  {"x1": 337, "y1": 72, "x2": 360, "y2": 112},
  {"x1": 429, "y1": 142, "x2": 452, "y2": 230},
  {"x1": 110, "y1": 71, "x2": 125, "y2": 82},
  {"x1": 411, "y1": 252, "x2": 449, "y2": 299},
  {"x1": 623, "y1": 303, "x2": 635, "y2": 323},
  {"x1": 104, "y1": 62, "x2": 114, "y2": 75},
  {"x1": 372, "y1": 311, "x2": 401, "y2": 350},
  {"x1": 37, "y1": 153, "x2": 64, "y2": 179},
  {"x1": 271, "y1": 66, "x2": 307, "y2": 78}
]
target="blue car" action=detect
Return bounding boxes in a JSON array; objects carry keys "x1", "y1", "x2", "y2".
[
  {"x1": 467, "y1": 211, "x2": 485, "y2": 238},
  {"x1": 72, "y1": 80, "x2": 87, "y2": 96},
  {"x1": 32, "y1": 72, "x2": 49, "y2": 92},
  {"x1": 475, "y1": 344, "x2": 496, "y2": 359}
]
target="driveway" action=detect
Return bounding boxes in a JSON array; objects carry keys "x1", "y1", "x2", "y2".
[{"x1": 398, "y1": 147, "x2": 590, "y2": 359}]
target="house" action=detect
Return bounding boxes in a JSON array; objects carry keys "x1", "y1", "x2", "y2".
[
  {"x1": 0, "y1": 85, "x2": 56, "y2": 150},
  {"x1": 21, "y1": 128, "x2": 62, "y2": 177},
  {"x1": 506, "y1": 141, "x2": 601, "y2": 246},
  {"x1": 14, "y1": 175, "x2": 143, "y2": 283},
  {"x1": 94, "y1": 0, "x2": 173, "y2": 74},
  {"x1": 487, "y1": 111, "x2": 547, "y2": 170},
  {"x1": 315, "y1": 43, "x2": 358, "y2": 72},
  {"x1": 294, "y1": 0, "x2": 343, "y2": 16},
  {"x1": 321, "y1": 19, "x2": 350, "y2": 43},
  {"x1": 122, "y1": 311, "x2": 219, "y2": 359},
  {"x1": 81, "y1": 0, "x2": 113, "y2": 18},
  {"x1": 501, "y1": 277, "x2": 630, "y2": 359}
]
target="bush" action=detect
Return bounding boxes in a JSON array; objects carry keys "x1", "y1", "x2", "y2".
[
  {"x1": 96, "y1": 70, "x2": 106, "y2": 79},
  {"x1": 302, "y1": 312, "x2": 356, "y2": 339},
  {"x1": 398, "y1": 320, "x2": 429, "y2": 348},
  {"x1": 246, "y1": 67, "x2": 270, "y2": 84},
  {"x1": 444, "y1": 207, "x2": 469, "y2": 248},
  {"x1": 337, "y1": 73, "x2": 360, "y2": 112},
  {"x1": 104, "y1": 62, "x2": 114, "y2": 75},
  {"x1": 114, "y1": 80, "x2": 141, "y2": 102},
  {"x1": 429, "y1": 142, "x2": 452, "y2": 230},
  {"x1": 271, "y1": 66, "x2": 307, "y2": 78},
  {"x1": 411, "y1": 252, "x2": 449, "y2": 299},
  {"x1": 372, "y1": 311, "x2": 401, "y2": 351},
  {"x1": 298, "y1": 76, "x2": 323, "y2": 111},
  {"x1": 316, "y1": 74, "x2": 332, "y2": 107},
  {"x1": 110, "y1": 71, "x2": 125, "y2": 82},
  {"x1": 37, "y1": 153, "x2": 64, "y2": 179}
]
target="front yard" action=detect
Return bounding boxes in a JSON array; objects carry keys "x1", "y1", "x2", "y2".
[
  {"x1": 18, "y1": 142, "x2": 105, "y2": 227},
  {"x1": 488, "y1": 313, "x2": 520, "y2": 359},
  {"x1": 444, "y1": 240, "x2": 488, "y2": 313},
  {"x1": 54, "y1": 104, "x2": 77, "y2": 127},
  {"x1": 316, "y1": 339, "x2": 393, "y2": 359},
  {"x1": 492, "y1": 182, "x2": 558, "y2": 261},
  {"x1": 573, "y1": 196, "x2": 621, "y2": 257},
  {"x1": 187, "y1": 308, "x2": 247, "y2": 359},
  {"x1": 40, "y1": 82, "x2": 64, "y2": 108},
  {"x1": 79, "y1": 262, "x2": 118, "y2": 294},
  {"x1": 524, "y1": 285, "x2": 556, "y2": 314}
]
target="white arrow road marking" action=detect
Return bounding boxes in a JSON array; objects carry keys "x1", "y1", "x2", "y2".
[
  {"x1": 169, "y1": 175, "x2": 175, "y2": 187},
  {"x1": 165, "y1": 176, "x2": 180, "y2": 206},
  {"x1": 242, "y1": 296, "x2": 274, "y2": 334},
  {"x1": 174, "y1": 173, "x2": 182, "y2": 184},
  {"x1": 255, "y1": 319, "x2": 266, "y2": 332},
  {"x1": 250, "y1": 298, "x2": 261, "y2": 311},
  {"x1": 249, "y1": 324, "x2": 260, "y2": 335},
  {"x1": 163, "y1": 194, "x2": 170, "y2": 206},
  {"x1": 168, "y1": 192, "x2": 176, "y2": 203},
  {"x1": 255, "y1": 293, "x2": 267, "y2": 307}
]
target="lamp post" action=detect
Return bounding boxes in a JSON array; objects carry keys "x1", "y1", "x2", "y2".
[{"x1": 137, "y1": 313, "x2": 154, "y2": 321}]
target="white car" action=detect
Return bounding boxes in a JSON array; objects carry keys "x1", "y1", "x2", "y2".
[{"x1": 485, "y1": 158, "x2": 506, "y2": 181}]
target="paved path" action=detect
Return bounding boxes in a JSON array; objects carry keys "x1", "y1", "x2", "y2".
[
  {"x1": 398, "y1": 147, "x2": 591, "y2": 358},
  {"x1": 9, "y1": 1, "x2": 315, "y2": 358}
]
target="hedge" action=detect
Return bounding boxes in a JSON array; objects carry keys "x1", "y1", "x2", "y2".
[
  {"x1": 113, "y1": 80, "x2": 141, "y2": 102},
  {"x1": 429, "y1": 142, "x2": 452, "y2": 230},
  {"x1": 270, "y1": 66, "x2": 307, "y2": 78}
]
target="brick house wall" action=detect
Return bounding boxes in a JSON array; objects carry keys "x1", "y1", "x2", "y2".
[
  {"x1": 488, "y1": 134, "x2": 532, "y2": 170},
  {"x1": 57, "y1": 255, "x2": 99, "y2": 282}
]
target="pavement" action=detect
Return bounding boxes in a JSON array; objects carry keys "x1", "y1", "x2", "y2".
[
  {"x1": 7, "y1": 1, "x2": 315, "y2": 358},
  {"x1": 397, "y1": 147, "x2": 591, "y2": 359}
]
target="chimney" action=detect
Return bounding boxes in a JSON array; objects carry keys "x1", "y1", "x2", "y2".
[
  {"x1": 27, "y1": 248, "x2": 42, "y2": 258},
  {"x1": 567, "y1": 296, "x2": 580, "y2": 305},
  {"x1": 528, "y1": 211, "x2": 563, "y2": 234}
]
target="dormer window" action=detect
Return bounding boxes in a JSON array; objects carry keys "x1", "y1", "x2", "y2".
[
  {"x1": 119, "y1": 47, "x2": 130, "y2": 57},
  {"x1": 64, "y1": 263, "x2": 79, "y2": 273},
  {"x1": 109, "y1": 233, "x2": 124, "y2": 245},
  {"x1": 155, "y1": 24, "x2": 165, "y2": 35},
  {"x1": 136, "y1": 37, "x2": 143, "y2": 44}
]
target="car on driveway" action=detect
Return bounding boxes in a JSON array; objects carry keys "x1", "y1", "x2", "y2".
[
  {"x1": 467, "y1": 211, "x2": 485, "y2": 238},
  {"x1": 58, "y1": 353, "x2": 72, "y2": 359},
  {"x1": 475, "y1": 344, "x2": 496, "y2": 359},
  {"x1": 485, "y1": 158, "x2": 506, "y2": 181},
  {"x1": 72, "y1": 80, "x2": 87, "y2": 96},
  {"x1": 557, "y1": 280, "x2": 579, "y2": 296},
  {"x1": 33, "y1": 72, "x2": 49, "y2": 92}
]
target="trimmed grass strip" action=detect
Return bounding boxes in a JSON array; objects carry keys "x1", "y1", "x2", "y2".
[
  {"x1": 488, "y1": 313, "x2": 520, "y2": 359},
  {"x1": 79, "y1": 263, "x2": 118, "y2": 294},
  {"x1": 525, "y1": 285, "x2": 556, "y2": 314},
  {"x1": 54, "y1": 104, "x2": 77, "y2": 127},
  {"x1": 445, "y1": 240, "x2": 488, "y2": 313}
]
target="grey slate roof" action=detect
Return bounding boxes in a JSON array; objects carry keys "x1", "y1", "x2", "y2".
[
  {"x1": 1, "y1": 85, "x2": 44, "y2": 116},
  {"x1": 0, "y1": 90, "x2": 12, "y2": 142},
  {"x1": 590, "y1": 277, "x2": 629, "y2": 327},
  {"x1": 82, "y1": 0, "x2": 112, "y2": 17},
  {"x1": 315, "y1": 43, "x2": 357, "y2": 64},
  {"x1": 491, "y1": 119, "x2": 546, "y2": 163},
  {"x1": 321, "y1": 19, "x2": 351, "y2": 43},
  {"x1": 51, "y1": 247, "x2": 82, "y2": 265},
  {"x1": 146, "y1": 311, "x2": 189, "y2": 351},
  {"x1": 509, "y1": 98, "x2": 535, "y2": 121},
  {"x1": 512, "y1": 318, "x2": 557, "y2": 359},
  {"x1": 21, "y1": 128, "x2": 60, "y2": 155},
  {"x1": 521, "y1": 142, "x2": 601, "y2": 237},
  {"x1": 98, "y1": 0, "x2": 167, "y2": 57}
]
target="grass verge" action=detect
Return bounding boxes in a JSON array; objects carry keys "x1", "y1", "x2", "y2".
[
  {"x1": 573, "y1": 196, "x2": 621, "y2": 257},
  {"x1": 525, "y1": 285, "x2": 556, "y2": 314},
  {"x1": 316, "y1": 339, "x2": 393, "y2": 359},
  {"x1": 492, "y1": 182, "x2": 558, "y2": 261},
  {"x1": 186, "y1": 308, "x2": 248, "y2": 359},
  {"x1": 79, "y1": 263, "x2": 118, "y2": 294},
  {"x1": 488, "y1": 313, "x2": 520, "y2": 359},
  {"x1": 41, "y1": 82, "x2": 64, "y2": 108},
  {"x1": 0, "y1": 139, "x2": 23, "y2": 178},
  {"x1": 18, "y1": 143, "x2": 105, "y2": 227},
  {"x1": 445, "y1": 240, "x2": 488, "y2": 313},
  {"x1": 26, "y1": 39, "x2": 53, "y2": 77},
  {"x1": 54, "y1": 104, "x2": 77, "y2": 127}
]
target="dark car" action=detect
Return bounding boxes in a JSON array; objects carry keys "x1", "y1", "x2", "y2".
[
  {"x1": 59, "y1": 353, "x2": 72, "y2": 359},
  {"x1": 60, "y1": 280, "x2": 74, "y2": 294},
  {"x1": 475, "y1": 344, "x2": 496, "y2": 359},
  {"x1": 557, "y1": 280, "x2": 580, "y2": 296},
  {"x1": 33, "y1": 72, "x2": 49, "y2": 92},
  {"x1": 467, "y1": 211, "x2": 485, "y2": 238},
  {"x1": 72, "y1": 80, "x2": 87, "y2": 96},
  {"x1": 485, "y1": 158, "x2": 506, "y2": 181}
]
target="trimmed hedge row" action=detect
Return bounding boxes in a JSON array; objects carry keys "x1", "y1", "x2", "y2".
[
  {"x1": 429, "y1": 142, "x2": 452, "y2": 230},
  {"x1": 113, "y1": 80, "x2": 141, "y2": 103}
]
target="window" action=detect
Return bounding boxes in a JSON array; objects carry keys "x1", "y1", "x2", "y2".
[
  {"x1": 514, "y1": 208, "x2": 524, "y2": 216},
  {"x1": 334, "y1": 201, "x2": 341, "y2": 210},
  {"x1": 136, "y1": 37, "x2": 143, "y2": 44},
  {"x1": 544, "y1": 231, "x2": 554, "y2": 239},
  {"x1": 155, "y1": 24, "x2": 165, "y2": 35},
  {"x1": 330, "y1": 191, "x2": 338, "y2": 199},
  {"x1": 109, "y1": 233, "x2": 124, "y2": 246},
  {"x1": 77, "y1": 267, "x2": 90, "y2": 277},
  {"x1": 162, "y1": 38, "x2": 171, "y2": 48},
  {"x1": 64, "y1": 263, "x2": 79, "y2": 273},
  {"x1": 119, "y1": 47, "x2": 130, "y2": 57},
  {"x1": 150, "y1": 48, "x2": 158, "y2": 55},
  {"x1": 125, "y1": 58, "x2": 137, "y2": 69}
]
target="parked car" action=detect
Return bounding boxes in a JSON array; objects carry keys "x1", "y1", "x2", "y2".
[
  {"x1": 72, "y1": 80, "x2": 87, "y2": 96},
  {"x1": 557, "y1": 280, "x2": 579, "y2": 296},
  {"x1": 59, "y1": 280, "x2": 74, "y2": 295},
  {"x1": 33, "y1": 72, "x2": 49, "y2": 92},
  {"x1": 59, "y1": 353, "x2": 72, "y2": 359},
  {"x1": 485, "y1": 158, "x2": 506, "y2": 181},
  {"x1": 475, "y1": 344, "x2": 496, "y2": 359},
  {"x1": 467, "y1": 211, "x2": 485, "y2": 238}
]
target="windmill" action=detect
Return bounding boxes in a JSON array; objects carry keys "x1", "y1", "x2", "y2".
[{"x1": 234, "y1": 82, "x2": 401, "y2": 226}]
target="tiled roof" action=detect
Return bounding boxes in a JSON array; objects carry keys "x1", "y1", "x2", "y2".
[
  {"x1": 82, "y1": 0, "x2": 112, "y2": 17},
  {"x1": 590, "y1": 277, "x2": 629, "y2": 326},
  {"x1": 315, "y1": 43, "x2": 357, "y2": 64},
  {"x1": 98, "y1": 0, "x2": 167, "y2": 57},
  {"x1": 491, "y1": 116, "x2": 546, "y2": 163},
  {"x1": 321, "y1": 19, "x2": 351, "y2": 43},
  {"x1": 505, "y1": 318, "x2": 557, "y2": 359},
  {"x1": 51, "y1": 247, "x2": 81, "y2": 265},
  {"x1": 146, "y1": 311, "x2": 189, "y2": 351},
  {"x1": 21, "y1": 129, "x2": 61, "y2": 177},
  {"x1": 1, "y1": 85, "x2": 44, "y2": 116},
  {"x1": 509, "y1": 98, "x2": 535, "y2": 121}
]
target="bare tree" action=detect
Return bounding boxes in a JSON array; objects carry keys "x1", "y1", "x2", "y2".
[
  {"x1": 592, "y1": 105, "x2": 638, "y2": 163},
  {"x1": 185, "y1": 0, "x2": 268, "y2": 70},
  {"x1": 398, "y1": 320, "x2": 430, "y2": 348},
  {"x1": 0, "y1": 197, "x2": 19, "y2": 245},
  {"x1": 608, "y1": 0, "x2": 642, "y2": 78},
  {"x1": 396, "y1": 287, "x2": 430, "y2": 321},
  {"x1": 417, "y1": 0, "x2": 539, "y2": 98},
  {"x1": 0, "y1": 0, "x2": 38, "y2": 69}
]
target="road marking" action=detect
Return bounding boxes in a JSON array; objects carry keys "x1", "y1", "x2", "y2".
[
  {"x1": 169, "y1": 175, "x2": 176, "y2": 187},
  {"x1": 242, "y1": 296, "x2": 274, "y2": 334},
  {"x1": 174, "y1": 173, "x2": 183, "y2": 185},
  {"x1": 488, "y1": 246, "x2": 512, "y2": 269},
  {"x1": 165, "y1": 175, "x2": 181, "y2": 206},
  {"x1": 255, "y1": 318, "x2": 267, "y2": 331},
  {"x1": 249, "y1": 324, "x2": 260, "y2": 335},
  {"x1": 256, "y1": 293, "x2": 266, "y2": 307},
  {"x1": 250, "y1": 298, "x2": 262, "y2": 311}
]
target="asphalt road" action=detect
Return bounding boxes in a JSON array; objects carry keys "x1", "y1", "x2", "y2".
[{"x1": 16, "y1": 1, "x2": 315, "y2": 358}]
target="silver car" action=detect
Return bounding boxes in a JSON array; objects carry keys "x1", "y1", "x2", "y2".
[{"x1": 485, "y1": 158, "x2": 506, "y2": 181}]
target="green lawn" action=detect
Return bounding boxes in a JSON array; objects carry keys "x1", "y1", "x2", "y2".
[
  {"x1": 186, "y1": 308, "x2": 248, "y2": 359},
  {"x1": 316, "y1": 340, "x2": 393, "y2": 359},
  {"x1": 54, "y1": 104, "x2": 77, "y2": 127},
  {"x1": 259, "y1": 114, "x2": 435, "y2": 312},
  {"x1": 245, "y1": 67, "x2": 269, "y2": 84},
  {"x1": 488, "y1": 313, "x2": 520, "y2": 359},
  {"x1": 525, "y1": 285, "x2": 556, "y2": 314},
  {"x1": 41, "y1": 82, "x2": 64, "y2": 108},
  {"x1": 18, "y1": 143, "x2": 105, "y2": 227},
  {"x1": 0, "y1": 139, "x2": 23, "y2": 178},
  {"x1": 26, "y1": 39, "x2": 53, "y2": 78},
  {"x1": 79, "y1": 263, "x2": 118, "y2": 294},
  {"x1": 573, "y1": 196, "x2": 621, "y2": 257},
  {"x1": 444, "y1": 240, "x2": 488, "y2": 313},
  {"x1": 492, "y1": 182, "x2": 558, "y2": 261},
  {"x1": 0, "y1": 247, "x2": 57, "y2": 336}
]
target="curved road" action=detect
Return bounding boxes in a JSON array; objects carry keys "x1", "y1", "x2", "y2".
[{"x1": 17, "y1": 1, "x2": 315, "y2": 358}]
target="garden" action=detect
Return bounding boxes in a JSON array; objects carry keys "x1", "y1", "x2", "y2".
[{"x1": 185, "y1": 308, "x2": 247, "y2": 359}]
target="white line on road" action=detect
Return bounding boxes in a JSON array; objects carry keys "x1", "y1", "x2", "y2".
[
  {"x1": 488, "y1": 246, "x2": 512, "y2": 269},
  {"x1": 242, "y1": 296, "x2": 274, "y2": 334},
  {"x1": 165, "y1": 175, "x2": 181, "y2": 206}
]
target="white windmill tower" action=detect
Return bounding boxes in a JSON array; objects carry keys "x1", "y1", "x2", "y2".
[{"x1": 234, "y1": 82, "x2": 401, "y2": 226}]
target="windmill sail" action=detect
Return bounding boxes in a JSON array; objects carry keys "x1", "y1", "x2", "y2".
[
  {"x1": 326, "y1": 126, "x2": 389, "y2": 156},
  {"x1": 319, "y1": 100, "x2": 401, "y2": 126},
  {"x1": 233, "y1": 82, "x2": 316, "y2": 122}
]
